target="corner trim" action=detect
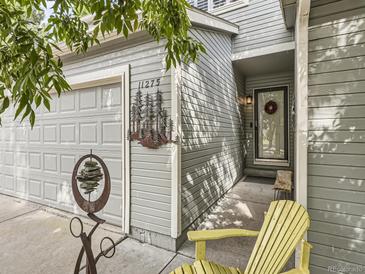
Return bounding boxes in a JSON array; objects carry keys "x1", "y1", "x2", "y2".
[
  {"x1": 171, "y1": 65, "x2": 182, "y2": 238},
  {"x1": 295, "y1": 0, "x2": 310, "y2": 209},
  {"x1": 294, "y1": 0, "x2": 310, "y2": 267},
  {"x1": 123, "y1": 65, "x2": 131, "y2": 234},
  {"x1": 232, "y1": 41, "x2": 295, "y2": 61}
]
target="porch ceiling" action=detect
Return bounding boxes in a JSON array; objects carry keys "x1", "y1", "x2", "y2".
[{"x1": 233, "y1": 49, "x2": 294, "y2": 76}]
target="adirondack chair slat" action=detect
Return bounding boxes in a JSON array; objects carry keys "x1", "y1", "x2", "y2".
[
  {"x1": 228, "y1": 267, "x2": 240, "y2": 274},
  {"x1": 244, "y1": 201, "x2": 279, "y2": 272},
  {"x1": 265, "y1": 208, "x2": 307, "y2": 273},
  {"x1": 171, "y1": 200, "x2": 311, "y2": 274},
  {"x1": 272, "y1": 214, "x2": 309, "y2": 273},
  {"x1": 246, "y1": 200, "x2": 287, "y2": 273},
  {"x1": 182, "y1": 264, "x2": 194, "y2": 274},
  {"x1": 210, "y1": 262, "x2": 221, "y2": 274},
  {"x1": 194, "y1": 261, "x2": 206, "y2": 273},
  {"x1": 267, "y1": 209, "x2": 308, "y2": 273},
  {"x1": 202, "y1": 260, "x2": 214, "y2": 274},
  {"x1": 260, "y1": 203, "x2": 302, "y2": 273},
  {"x1": 254, "y1": 200, "x2": 295, "y2": 273},
  {"x1": 174, "y1": 266, "x2": 184, "y2": 274}
]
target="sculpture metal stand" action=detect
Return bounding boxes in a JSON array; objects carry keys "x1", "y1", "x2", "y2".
[{"x1": 70, "y1": 151, "x2": 116, "y2": 274}]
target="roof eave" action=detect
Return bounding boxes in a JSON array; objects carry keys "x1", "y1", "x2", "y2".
[
  {"x1": 54, "y1": 7, "x2": 238, "y2": 57},
  {"x1": 280, "y1": 0, "x2": 297, "y2": 29},
  {"x1": 187, "y1": 7, "x2": 239, "y2": 35}
]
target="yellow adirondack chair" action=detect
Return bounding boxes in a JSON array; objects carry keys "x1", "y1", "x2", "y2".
[{"x1": 171, "y1": 200, "x2": 312, "y2": 274}]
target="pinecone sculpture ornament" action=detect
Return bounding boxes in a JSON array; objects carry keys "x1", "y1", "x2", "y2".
[{"x1": 77, "y1": 159, "x2": 103, "y2": 195}]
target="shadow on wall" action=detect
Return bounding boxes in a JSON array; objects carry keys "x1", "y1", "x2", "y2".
[
  {"x1": 307, "y1": 15, "x2": 365, "y2": 270},
  {"x1": 179, "y1": 33, "x2": 245, "y2": 231}
]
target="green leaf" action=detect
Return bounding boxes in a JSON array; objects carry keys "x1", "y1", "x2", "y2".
[
  {"x1": 30, "y1": 110, "x2": 35, "y2": 128},
  {"x1": 43, "y1": 98, "x2": 50, "y2": 111},
  {"x1": 14, "y1": 96, "x2": 28, "y2": 120},
  {"x1": 35, "y1": 95, "x2": 42, "y2": 108},
  {"x1": 20, "y1": 104, "x2": 32, "y2": 122}
]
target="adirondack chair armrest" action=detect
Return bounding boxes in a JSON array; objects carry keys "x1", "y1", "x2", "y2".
[
  {"x1": 300, "y1": 240, "x2": 312, "y2": 270},
  {"x1": 281, "y1": 240, "x2": 312, "y2": 274},
  {"x1": 187, "y1": 229, "x2": 260, "y2": 260},
  {"x1": 188, "y1": 229, "x2": 260, "y2": 241}
]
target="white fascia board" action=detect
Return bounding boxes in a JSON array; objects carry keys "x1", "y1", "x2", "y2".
[
  {"x1": 232, "y1": 41, "x2": 295, "y2": 61},
  {"x1": 187, "y1": 8, "x2": 239, "y2": 34}
]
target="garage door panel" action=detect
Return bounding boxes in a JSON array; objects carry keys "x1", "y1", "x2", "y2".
[
  {"x1": 102, "y1": 85, "x2": 121, "y2": 108},
  {"x1": 44, "y1": 125, "x2": 57, "y2": 143},
  {"x1": 29, "y1": 126, "x2": 41, "y2": 143},
  {"x1": 79, "y1": 88, "x2": 97, "y2": 111},
  {"x1": 60, "y1": 154, "x2": 76, "y2": 175},
  {"x1": 0, "y1": 83, "x2": 125, "y2": 226},
  {"x1": 44, "y1": 181, "x2": 58, "y2": 202},
  {"x1": 16, "y1": 177, "x2": 27, "y2": 194},
  {"x1": 60, "y1": 124, "x2": 76, "y2": 144},
  {"x1": 80, "y1": 122, "x2": 98, "y2": 144}
]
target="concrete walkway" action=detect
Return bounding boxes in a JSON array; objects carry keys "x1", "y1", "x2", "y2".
[{"x1": 0, "y1": 177, "x2": 275, "y2": 274}]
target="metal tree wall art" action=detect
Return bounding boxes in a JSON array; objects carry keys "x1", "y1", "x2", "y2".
[
  {"x1": 130, "y1": 89, "x2": 175, "y2": 149},
  {"x1": 70, "y1": 150, "x2": 116, "y2": 274}
]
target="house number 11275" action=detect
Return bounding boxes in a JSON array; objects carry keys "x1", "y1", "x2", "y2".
[{"x1": 138, "y1": 78, "x2": 161, "y2": 89}]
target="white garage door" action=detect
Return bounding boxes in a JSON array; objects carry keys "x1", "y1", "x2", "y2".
[{"x1": 0, "y1": 82, "x2": 125, "y2": 226}]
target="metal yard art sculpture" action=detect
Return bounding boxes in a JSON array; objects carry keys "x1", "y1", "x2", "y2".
[
  {"x1": 130, "y1": 89, "x2": 174, "y2": 149},
  {"x1": 70, "y1": 150, "x2": 116, "y2": 274}
]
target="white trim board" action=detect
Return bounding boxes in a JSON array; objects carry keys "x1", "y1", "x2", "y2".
[
  {"x1": 232, "y1": 42, "x2": 295, "y2": 61},
  {"x1": 294, "y1": 0, "x2": 310, "y2": 210},
  {"x1": 171, "y1": 65, "x2": 182, "y2": 238},
  {"x1": 123, "y1": 66, "x2": 131, "y2": 234},
  {"x1": 188, "y1": 8, "x2": 239, "y2": 34},
  {"x1": 294, "y1": 0, "x2": 310, "y2": 267},
  {"x1": 66, "y1": 64, "x2": 131, "y2": 234}
]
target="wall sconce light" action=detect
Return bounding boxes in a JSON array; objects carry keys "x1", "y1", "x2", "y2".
[
  {"x1": 237, "y1": 96, "x2": 245, "y2": 105},
  {"x1": 246, "y1": 95, "x2": 253, "y2": 105},
  {"x1": 237, "y1": 95, "x2": 253, "y2": 105}
]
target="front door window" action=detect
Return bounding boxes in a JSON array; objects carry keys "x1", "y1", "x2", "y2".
[{"x1": 254, "y1": 86, "x2": 289, "y2": 162}]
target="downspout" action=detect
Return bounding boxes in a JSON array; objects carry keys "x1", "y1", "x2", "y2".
[{"x1": 294, "y1": 0, "x2": 310, "y2": 266}]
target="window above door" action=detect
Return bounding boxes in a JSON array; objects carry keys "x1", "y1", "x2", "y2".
[{"x1": 187, "y1": 0, "x2": 249, "y2": 14}]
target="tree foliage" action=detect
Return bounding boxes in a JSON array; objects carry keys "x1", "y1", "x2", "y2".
[{"x1": 0, "y1": 0, "x2": 205, "y2": 127}]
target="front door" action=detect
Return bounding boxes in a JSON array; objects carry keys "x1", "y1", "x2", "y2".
[{"x1": 254, "y1": 86, "x2": 289, "y2": 165}]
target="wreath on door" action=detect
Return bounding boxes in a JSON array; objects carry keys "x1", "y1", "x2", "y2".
[{"x1": 265, "y1": 100, "x2": 278, "y2": 114}]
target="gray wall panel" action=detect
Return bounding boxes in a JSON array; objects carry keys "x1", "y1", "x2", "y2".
[
  {"x1": 180, "y1": 28, "x2": 244, "y2": 231},
  {"x1": 63, "y1": 39, "x2": 172, "y2": 235},
  {"x1": 215, "y1": 0, "x2": 294, "y2": 54},
  {"x1": 308, "y1": 0, "x2": 365, "y2": 271}
]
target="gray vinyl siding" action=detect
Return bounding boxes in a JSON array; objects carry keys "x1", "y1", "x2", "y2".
[
  {"x1": 308, "y1": 0, "x2": 365, "y2": 272},
  {"x1": 63, "y1": 38, "x2": 172, "y2": 235},
  {"x1": 180, "y1": 28, "x2": 244, "y2": 231},
  {"x1": 215, "y1": 0, "x2": 294, "y2": 54},
  {"x1": 244, "y1": 72, "x2": 295, "y2": 171}
]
